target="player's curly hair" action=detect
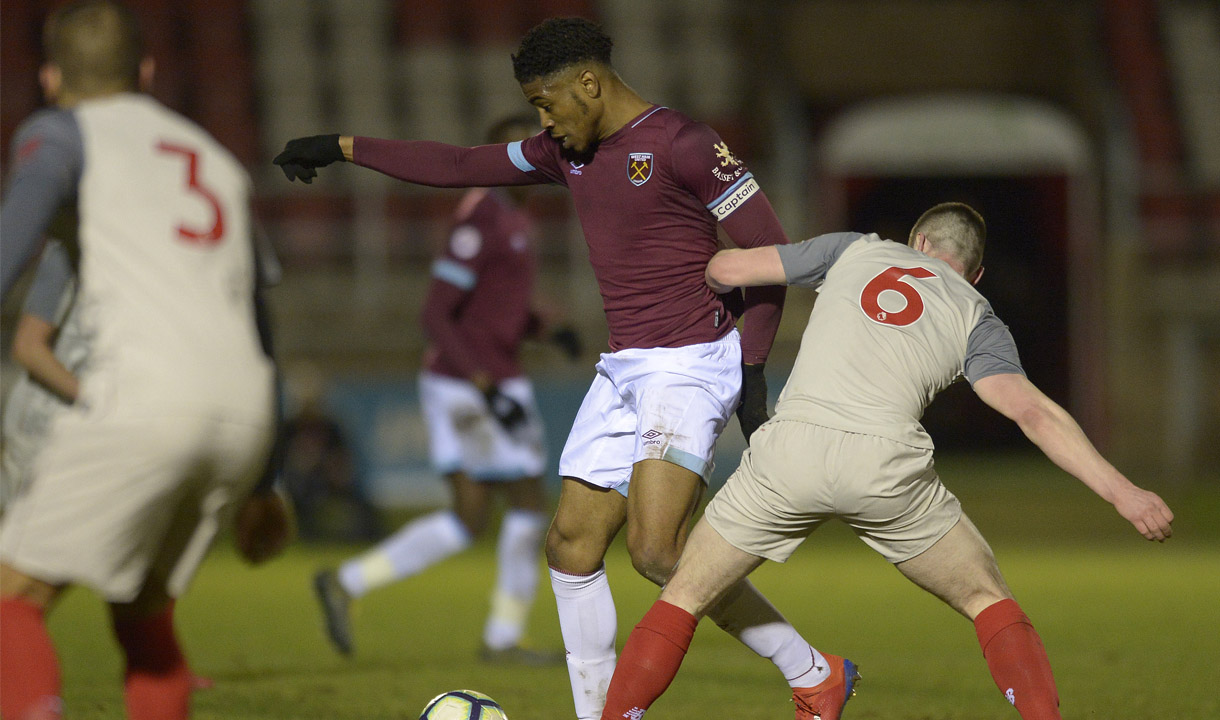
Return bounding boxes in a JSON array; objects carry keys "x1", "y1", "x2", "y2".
[{"x1": 512, "y1": 17, "x2": 613, "y2": 83}]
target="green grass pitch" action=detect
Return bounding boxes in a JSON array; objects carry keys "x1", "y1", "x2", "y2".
[{"x1": 45, "y1": 452, "x2": 1220, "y2": 719}]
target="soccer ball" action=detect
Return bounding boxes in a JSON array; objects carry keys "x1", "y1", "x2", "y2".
[{"x1": 418, "y1": 690, "x2": 508, "y2": 720}]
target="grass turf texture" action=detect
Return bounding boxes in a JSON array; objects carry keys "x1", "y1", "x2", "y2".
[{"x1": 45, "y1": 451, "x2": 1219, "y2": 719}]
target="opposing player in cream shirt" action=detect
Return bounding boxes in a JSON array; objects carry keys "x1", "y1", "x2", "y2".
[
  {"x1": 0, "y1": 3, "x2": 288, "y2": 718},
  {"x1": 597, "y1": 202, "x2": 1174, "y2": 720}
]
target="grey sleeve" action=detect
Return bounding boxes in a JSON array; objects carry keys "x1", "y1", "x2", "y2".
[
  {"x1": 775, "y1": 232, "x2": 863, "y2": 288},
  {"x1": 964, "y1": 306, "x2": 1025, "y2": 383},
  {"x1": 21, "y1": 241, "x2": 74, "y2": 322},
  {"x1": 0, "y1": 109, "x2": 83, "y2": 299}
]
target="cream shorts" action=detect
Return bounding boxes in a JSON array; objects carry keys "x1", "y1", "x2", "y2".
[
  {"x1": 418, "y1": 371, "x2": 546, "y2": 481},
  {"x1": 704, "y1": 419, "x2": 961, "y2": 564},
  {"x1": 558, "y1": 330, "x2": 742, "y2": 494},
  {"x1": 0, "y1": 407, "x2": 272, "y2": 602}
]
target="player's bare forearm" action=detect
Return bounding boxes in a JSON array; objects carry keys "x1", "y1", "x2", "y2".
[
  {"x1": 1015, "y1": 399, "x2": 1125, "y2": 500},
  {"x1": 235, "y1": 489, "x2": 295, "y2": 564},
  {"x1": 339, "y1": 135, "x2": 354, "y2": 161},
  {"x1": 715, "y1": 192, "x2": 789, "y2": 363},
  {"x1": 974, "y1": 373, "x2": 1174, "y2": 540},
  {"x1": 12, "y1": 315, "x2": 78, "y2": 404},
  {"x1": 706, "y1": 246, "x2": 786, "y2": 290},
  {"x1": 1018, "y1": 404, "x2": 1174, "y2": 541}
]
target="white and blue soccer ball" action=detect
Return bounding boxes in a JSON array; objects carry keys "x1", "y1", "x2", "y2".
[{"x1": 418, "y1": 690, "x2": 508, "y2": 720}]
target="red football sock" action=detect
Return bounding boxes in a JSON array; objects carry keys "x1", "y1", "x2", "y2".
[
  {"x1": 112, "y1": 603, "x2": 192, "y2": 720},
  {"x1": 974, "y1": 599, "x2": 1061, "y2": 720},
  {"x1": 600, "y1": 601, "x2": 699, "y2": 720},
  {"x1": 0, "y1": 598, "x2": 63, "y2": 719}
]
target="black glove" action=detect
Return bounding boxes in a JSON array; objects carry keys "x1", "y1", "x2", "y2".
[
  {"x1": 550, "y1": 325, "x2": 583, "y2": 361},
  {"x1": 273, "y1": 134, "x2": 344, "y2": 184},
  {"x1": 483, "y1": 385, "x2": 528, "y2": 432},
  {"x1": 736, "y1": 363, "x2": 769, "y2": 444}
]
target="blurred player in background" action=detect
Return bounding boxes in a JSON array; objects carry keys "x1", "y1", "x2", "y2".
[
  {"x1": 0, "y1": 3, "x2": 291, "y2": 718},
  {"x1": 1, "y1": 242, "x2": 82, "y2": 512},
  {"x1": 272, "y1": 18, "x2": 854, "y2": 720},
  {"x1": 279, "y1": 361, "x2": 381, "y2": 544},
  {"x1": 312, "y1": 116, "x2": 579, "y2": 664},
  {"x1": 599, "y1": 203, "x2": 1175, "y2": 720}
]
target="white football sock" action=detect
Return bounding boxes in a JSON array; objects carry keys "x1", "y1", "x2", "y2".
[
  {"x1": 483, "y1": 509, "x2": 547, "y2": 650},
  {"x1": 708, "y1": 579, "x2": 831, "y2": 688},
  {"x1": 550, "y1": 565, "x2": 618, "y2": 720},
  {"x1": 338, "y1": 510, "x2": 472, "y2": 597}
]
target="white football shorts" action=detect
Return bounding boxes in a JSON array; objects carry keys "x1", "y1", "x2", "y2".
[
  {"x1": 1, "y1": 377, "x2": 71, "y2": 508},
  {"x1": 558, "y1": 329, "x2": 742, "y2": 494},
  {"x1": 0, "y1": 403, "x2": 273, "y2": 603},
  {"x1": 418, "y1": 371, "x2": 546, "y2": 481}
]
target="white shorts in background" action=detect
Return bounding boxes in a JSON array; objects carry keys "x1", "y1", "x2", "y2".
[
  {"x1": 0, "y1": 406, "x2": 273, "y2": 602},
  {"x1": 418, "y1": 372, "x2": 546, "y2": 481},
  {"x1": 558, "y1": 329, "x2": 742, "y2": 494}
]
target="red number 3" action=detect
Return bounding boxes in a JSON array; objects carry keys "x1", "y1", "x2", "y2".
[
  {"x1": 859, "y1": 266, "x2": 938, "y2": 326},
  {"x1": 156, "y1": 141, "x2": 226, "y2": 245}
]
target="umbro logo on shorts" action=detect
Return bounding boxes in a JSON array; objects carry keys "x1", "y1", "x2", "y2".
[{"x1": 641, "y1": 429, "x2": 662, "y2": 439}]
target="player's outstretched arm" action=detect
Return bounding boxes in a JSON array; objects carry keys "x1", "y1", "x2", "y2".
[
  {"x1": 272, "y1": 134, "x2": 346, "y2": 183},
  {"x1": 276, "y1": 132, "x2": 547, "y2": 189},
  {"x1": 706, "y1": 245, "x2": 787, "y2": 442},
  {"x1": 973, "y1": 372, "x2": 1174, "y2": 541},
  {"x1": 705, "y1": 246, "x2": 786, "y2": 292}
]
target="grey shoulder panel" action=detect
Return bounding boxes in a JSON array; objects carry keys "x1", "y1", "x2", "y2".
[{"x1": 776, "y1": 232, "x2": 863, "y2": 288}]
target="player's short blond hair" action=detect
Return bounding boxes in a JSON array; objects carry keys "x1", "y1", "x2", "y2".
[
  {"x1": 44, "y1": 0, "x2": 143, "y2": 97},
  {"x1": 908, "y1": 202, "x2": 986, "y2": 277}
]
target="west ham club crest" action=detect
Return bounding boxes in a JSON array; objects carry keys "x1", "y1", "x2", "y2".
[{"x1": 628, "y1": 152, "x2": 653, "y2": 186}]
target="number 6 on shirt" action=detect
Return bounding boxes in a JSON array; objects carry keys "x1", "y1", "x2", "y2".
[{"x1": 859, "y1": 266, "x2": 937, "y2": 326}]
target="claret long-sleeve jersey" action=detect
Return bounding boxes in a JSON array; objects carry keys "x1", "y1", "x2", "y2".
[
  {"x1": 421, "y1": 188, "x2": 537, "y2": 382},
  {"x1": 352, "y1": 106, "x2": 787, "y2": 363}
]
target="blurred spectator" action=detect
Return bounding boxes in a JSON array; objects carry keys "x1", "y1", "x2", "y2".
[{"x1": 282, "y1": 363, "x2": 381, "y2": 543}]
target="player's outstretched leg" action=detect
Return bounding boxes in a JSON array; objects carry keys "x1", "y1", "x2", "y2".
[
  {"x1": 313, "y1": 568, "x2": 355, "y2": 655},
  {"x1": 706, "y1": 579, "x2": 860, "y2": 719},
  {"x1": 974, "y1": 599, "x2": 1061, "y2": 720},
  {"x1": 316, "y1": 509, "x2": 474, "y2": 654},
  {"x1": 790, "y1": 654, "x2": 860, "y2": 720},
  {"x1": 479, "y1": 507, "x2": 562, "y2": 665},
  {"x1": 895, "y1": 516, "x2": 1061, "y2": 720},
  {"x1": 599, "y1": 600, "x2": 697, "y2": 720},
  {"x1": 599, "y1": 599, "x2": 860, "y2": 720}
]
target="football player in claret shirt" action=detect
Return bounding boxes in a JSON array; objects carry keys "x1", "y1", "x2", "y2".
[
  {"x1": 275, "y1": 17, "x2": 844, "y2": 720},
  {"x1": 312, "y1": 117, "x2": 577, "y2": 665}
]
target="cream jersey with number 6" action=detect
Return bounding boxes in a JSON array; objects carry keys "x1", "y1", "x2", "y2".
[
  {"x1": 71, "y1": 94, "x2": 272, "y2": 416},
  {"x1": 773, "y1": 233, "x2": 1024, "y2": 449}
]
